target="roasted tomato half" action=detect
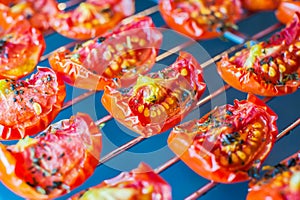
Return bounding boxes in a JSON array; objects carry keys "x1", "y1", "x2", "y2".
[
  {"x1": 247, "y1": 151, "x2": 300, "y2": 200},
  {"x1": 158, "y1": 0, "x2": 243, "y2": 40},
  {"x1": 276, "y1": 1, "x2": 300, "y2": 24},
  {"x1": 6, "y1": 0, "x2": 59, "y2": 31},
  {"x1": 0, "y1": 113, "x2": 102, "y2": 199},
  {"x1": 102, "y1": 51, "x2": 206, "y2": 137},
  {"x1": 50, "y1": 0, "x2": 135, "y2": 40},
  {"x1": 70, "y1": 163, "x2": 171, "y2": 200},
  {"x1": 49, "y1": 16, "x2": 162, "y2": 91},
  {"x1": 217, "y1": 13, "x2": 300, "y2": 96},
  {"x1": 241, "y1": 0, "x2": 280, "y2": 11},
  {"x1": 168, "y1": 94, "x2": 278, "y2": 183},
  {"x1": 0, "y1": 67, "x2": 66, "y2": 140},
  {"x1": 0, "y1": 4, "x2": 45, "y2": 79}
]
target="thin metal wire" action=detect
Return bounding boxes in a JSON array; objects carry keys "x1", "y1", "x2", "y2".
[{"x1": 185, "y1": 117, "x2": 300, "y2": 199}]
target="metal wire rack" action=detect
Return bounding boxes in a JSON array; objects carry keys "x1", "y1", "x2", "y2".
[{"x1": 1, "y1": 0, "x2": 299, "y2": 199}]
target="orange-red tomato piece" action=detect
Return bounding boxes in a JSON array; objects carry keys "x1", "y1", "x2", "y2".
[
  {"x1": 217, "y1": 12, "x2": 300, "y2": 96},
  {"x1": 0, "y1": 113, "x2": 102, "y2": 199},
  {"x1": 247, "y1": 151, "x2": 300, "y2": 200},
  {"x1": 70, "y1": 163, "x2": 172, "y2": 200},
  {"x1": 0, "y1": 0, "x2": 59, "y2": 31},
  {"x1": 0, "y1": 67, "x2": 66, "y2": 140},
  {"x1": 50, "y1": 0, "x2": 135, "y2": 40},
  {"x1": 49, "y1": 16, "x2": 162, "y2": 91},
  {"x1": 168, "y1": 94, "x2": 278, "y2": 183},
  {"x1": 102, "y1": 51, "x2": 206, "y2": 137},
  {"x1": 0, "y1": 3, "x2": 45, "y2": 79},
  {"x1": 158, "y1": 0, "x2": 243, "y2": 39},
  {"x1": 276, "y1": 1, "x2": 300, "y2": 24}
]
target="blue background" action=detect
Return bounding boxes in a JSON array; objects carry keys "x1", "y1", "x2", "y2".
[{"x1": 0, "y1": 0, "x2": 299, "y2": 200}]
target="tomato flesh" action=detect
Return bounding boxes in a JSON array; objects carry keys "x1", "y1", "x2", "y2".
[
  {"x1": 102, "y1": 51, "x2": 206, "y2": 137},
  {"x1": 50, "y1": 0, "x2": 135, "y2": 40},
  {"x1": 217, "y1": 12, "x2": 300, "y2": 96},
  {"x1": 0, "y1": 4, "x2": 45, "y2": 79},
  {"x1": 159, "y1": 0, "x2": 243, "y2": 39},
  {"x1": 0, "y1": 113, "x2": 102, "y2": 199},
  {"x1": 168, "y1": 94, "x2": 278, "y2": 183},
  {"x1": 49, "y1": 16, "x2": 162, "y2": 90},
  {"x1": 70, "y1": 163, "x2": 172, "y2": 200},
  {"x1": 247, "y1": 152, "x2": 300, "y2": 200},
  {"x1": 2, "y1": 0, "x2": 59, "y2": 31},
  {"x1": 0, "y1": 67, "x2": 66, "y2": 140}
]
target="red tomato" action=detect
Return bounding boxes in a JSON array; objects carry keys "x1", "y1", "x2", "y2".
[
  {"x1": 0, "y1": 67, "x2": 66, "y2": 140},
  {"x1": 0, "y1": 4, "x2": 45, "y2": 79},
  {"x1": 50, "y1": 0, "x2": 135, "y2": 40},
  {"x1": 168, "y1": 94, "x2": 278, "y2": 183},
  {"x1": 49, "y1": 16, "x2": 162, "y2": 91},
  {"x1": 0, "y1": 113, "x2": 102, "y2": 199},
  {"x1": 158, "y1": 0, "x2": 243, "y2": 40},
  {"x1": 242, "y1": 0, "x2": 280, "y2": 11},
  {"x1": 247, "y1": 151, "x2": 300, "y2": 200},
  {"x1": 8, "y1": 0, "x2": 59, "y2": 31},
  {"x1": 276, "y1": 1, "x2": 300, "y2": 24},
  {"x1": 102, "y1": 51, "x2": 206, "y2": 137},
  {"x1": 70, "y1": 163, "x2": 171, "y2": 200},
  {"x1": 217, "y1": 12, "x2": 300, "y2": 96}
]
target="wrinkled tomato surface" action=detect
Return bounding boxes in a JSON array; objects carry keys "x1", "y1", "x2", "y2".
[{"x1": 168, "y1": 94, "x2": 278, "y2": 183}]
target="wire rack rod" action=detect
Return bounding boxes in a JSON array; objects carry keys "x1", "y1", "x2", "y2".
[{"x1": 185, "y1": 116, "x2": 300, "y2": 199}]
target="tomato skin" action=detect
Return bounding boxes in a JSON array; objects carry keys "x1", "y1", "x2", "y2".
[
  {"x1": 0, "y1": 113, "x2": 102, "y2": 199},
  {"x1": 242, "y1": 0, "x2": 280, "y2": 11},
  {"x1": 102, "y1": 51, "x2": 206, "y2": 137},
  {"x1": 0, "y1": 4, "x2": 45, "y2": 80},
  {"x1": 158, "y1": 0, "x2": 243, "y2": 40},
  {"x1": 50, "y1": 0, "x2": 135, "y2": 40},
  {"x1": 0, "y1": 67, "x2": 66, "y2": 140},
  {"x1": 70, "y1": 163, "x2": 172, "y2": 200},
  {"x1": 49, "y1": 16, "x2": 162, "y2": 91},
  {"x1": 247, "y1": 152, "x2": 300, "y2": 200},
  {"x1": 8, "y1": 0, "x2": 59, "y2": 31},
  {"x1": 217, "y1": 12, "x2": 300, "y2": 96},
  {"x1": 168, "y1": 94, "x2": 278, "y2": 183},
  {"x1": 276, "y1": 1, "x2": 300, "y2": 24}
]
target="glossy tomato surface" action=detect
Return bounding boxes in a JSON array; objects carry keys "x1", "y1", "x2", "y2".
[
  {"x1": 102, "y1": 51, "x2": 206, "y2": 137},
  {"x1": 158, "y1": 0, "x2": 243, "y2": 39},
  {"x1": 49, "y1": 16, "x2": 162, "y2": 91},
  {"x1": 217, "y1": 13, "x2": 300, "y2": 96},
  {"x1": 7, "y1": 0, "x2": 59, "y2": 31},
  {"x1": 0, "y1": 3, "x2": 45, "y2": 79},
  {"x1": 0, "y1": 67, "x2": 66, "y2": 140},
  {"x1": 168, "y1": 94, "x2": 278, "y2": 183},
  {"x1": 242, "y1": 0, "x2": 280, "y2": 11},
  {"x1": 276, "y1": 1, "x2": 300, "y2": 24},
  {"x1": 50, "y1": 0, "x2": 135, "y2": 40},
  {"x1": 0, "y1": 113, "x2": 102, "y2": 199},
  {"x1": 70, "y1": 163, "x2": 171, "y2": 200},
  {"x1": 247, "y1": 151, "x2": 300, "y2": 200}
]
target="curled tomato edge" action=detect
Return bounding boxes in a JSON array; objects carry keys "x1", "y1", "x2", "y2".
[{"x1": 276, "y1": 1, "x2": 300, "y2": 25}]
